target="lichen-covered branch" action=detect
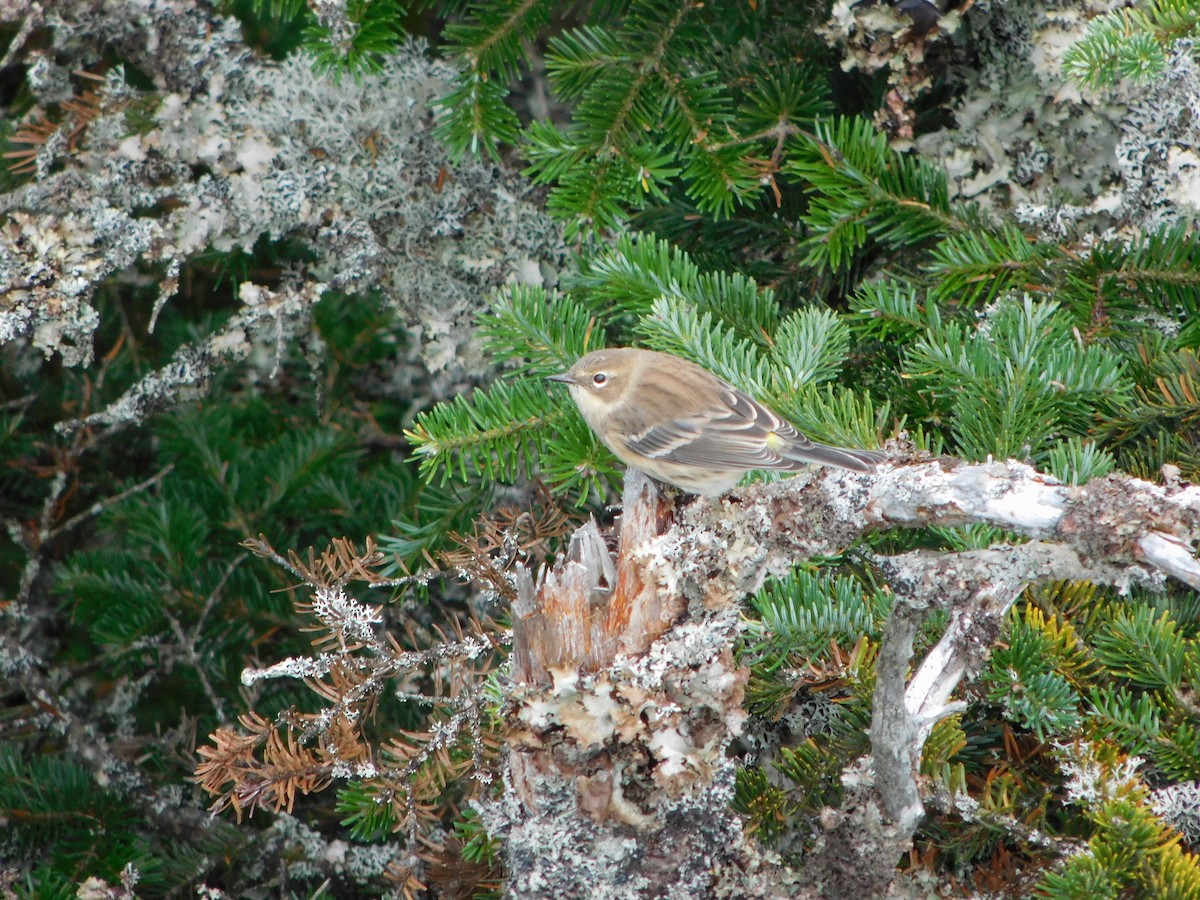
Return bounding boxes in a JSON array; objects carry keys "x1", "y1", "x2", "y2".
[
  {"x1": 497, "y1": 456, "x2": 1200, "y2": 897},
  {"x1": 2, "y1": 0, "x2": 563, "y2": 421}
]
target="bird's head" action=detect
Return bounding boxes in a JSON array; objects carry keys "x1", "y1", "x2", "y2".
[{"x1": 547, "y1": 349, "x2": 633, "y2": 421}]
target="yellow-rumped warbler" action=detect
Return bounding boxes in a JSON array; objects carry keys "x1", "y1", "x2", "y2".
[{"x1": 548, "y1": 348, "x2": 885, "y2": 496}]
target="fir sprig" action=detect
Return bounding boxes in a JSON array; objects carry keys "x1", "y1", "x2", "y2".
[
  {"x1": 1062, "y1": 0, "x2": 1200, "y2": 89},
  {"x1": 570, "y1": 234, "x2": 783, "y2": 342},
  {"x1": 903, "y1": 296, "x2": 1131, "y2": 462},
  {"x1": 980, "y1": 606, "x2": 1094, "y2": 741},
  {"x1": 405, "y1": 376, "x2": 568, "y2": 486},
  {"x1": 787, "y1": 116, "x2": 963, "y2": 273},
  {"x1": 435, "y1": 0, "x2": 557, "y2": 160},
  {"x1": 745, "y1": 569, "x2": 891, "y2": 664},
  {"x1": 478, "y1": 285, "x2": 604, "y2": 373}
]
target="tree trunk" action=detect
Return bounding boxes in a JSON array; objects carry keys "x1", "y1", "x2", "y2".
[{"x1": 493, "y1": 470, "x2": 774, "y2": 898}]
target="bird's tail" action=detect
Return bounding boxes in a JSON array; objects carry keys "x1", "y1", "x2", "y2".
[{"x1": 788, "y1": 443, "x2": 886, "y2": 474}]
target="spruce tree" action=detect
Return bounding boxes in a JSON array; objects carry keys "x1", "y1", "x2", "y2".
[{"x1": 2, "y1": 0, "x2": 1200, "y2": 897}]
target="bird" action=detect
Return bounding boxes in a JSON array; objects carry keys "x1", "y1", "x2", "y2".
[{"x1": 547, "y1": 347, "x2": 885, "y2": 496}]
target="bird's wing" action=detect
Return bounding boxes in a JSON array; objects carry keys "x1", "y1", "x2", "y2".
[{"x1": 623, "y1": 387, "x2": 803, "y2": 470}]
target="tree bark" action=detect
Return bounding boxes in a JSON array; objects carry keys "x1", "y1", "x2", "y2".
[{"x1": 488, "y1": 459, "x2": 1200, "y2": 897}]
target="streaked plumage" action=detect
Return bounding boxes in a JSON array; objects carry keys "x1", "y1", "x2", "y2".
[{"x1": 548, "y1": 348, "x2": 885, "y2": 495}]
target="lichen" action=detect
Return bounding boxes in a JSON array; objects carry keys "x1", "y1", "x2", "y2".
[
  {"x1": 1152, "y1": 781, "x2": 1200, "y2": 845},
  {"x1": 2, "y1": 3, "x2": 563, "y2": 422},
  {"x1": 820, "y1": 1, "x2": 1200, "y2": 238},
  {"x1": 266, "y1": 813, "x2": 401, "y2": 885}
]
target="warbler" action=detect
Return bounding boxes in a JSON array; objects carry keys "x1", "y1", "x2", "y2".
[{"x1": 548, "y1": 347, "x2": 886, "y2": 496}]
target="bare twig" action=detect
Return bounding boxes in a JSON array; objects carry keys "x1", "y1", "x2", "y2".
[{"x1": 48, "y1": 463, "x2": 175, "y2": 540}]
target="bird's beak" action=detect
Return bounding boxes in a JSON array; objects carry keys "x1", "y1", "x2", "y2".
[{"x1": 546, "y1": 373, "x2": 576, "y2": 385}]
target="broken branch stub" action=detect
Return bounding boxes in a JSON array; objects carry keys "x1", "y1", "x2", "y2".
[
  {"x1": 498, "y1": 470, "x2": 757, "y2": 899},
  {"x1": 511, "y1": 468, "x2": 682, "y2": 682}
]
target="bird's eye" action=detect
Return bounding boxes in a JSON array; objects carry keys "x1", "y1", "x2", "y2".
[{"x1": 592, "y1": 373, "x2": 608, "y2": 386}]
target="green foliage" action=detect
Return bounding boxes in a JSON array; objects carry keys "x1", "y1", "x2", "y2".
[
  {"x1": 1155, "y1": 722, "x2": 1200, "y2": 781},
  {"x1": 304, "y1": 0, "x2": 408, "y2": 76},
  {"x1": 337, "y1": 781, "x2": 398, "y2": 841},
  {"x1": 772, "y1": 382, "x2": 893, "y2": 451},
  {"x1": 1062, "y1": 0, "x2": 1200, "y2": 89},
  {"x1": 926, "y1": 523, "x2": 1025, "y2": 553},
  {"x1": 1039, "y1": 794, "x2": 1200, "y2": 898},
  {"x1": 903, "y1": 297, "x2": 1132, "y2": 463},
  {"x1": 1087, "y1": 685, "x2": 1163, "y2": 758},
  {"x1": 920, "y1": 715, "x2": 968, "y2": 791},
  {"x1": 526, "y1": 0, "x2": 798, "y2": 233},
  {"x1": 849, "y1": 281, "x2": 941, "y2": 343},
  {"x1": 925, "y1": 224, "x2": 1059, "y2": 305},
  {"x1": 745, "y1": 569, "x2": 891, "y2": 665},
  {"x1": 435, "y1": 0, "x2": 557, "y2": 160},
  {"x1": 1067, "y1": 224, "x2": 1200, "y2": 341},
  {"x1": 454, "y1": 807, "x2": 501, "y2": 867},
  {"x1": 405, "y1": 283, "x2": 619, "y2": 502},
  {"x1": 732, "y1": 768, "x2": 794, "y2": 840},
  {"x1": 437, "y1": 74, "x2": 523, "y2": 160},
  {"x1": 376, "y1": 481, "x2": 490, "y2": 571},
  {"x1": 436, "y1": 0, "x2": 833, "y2": 236},
  {"x1": 228, "y1": 0, "x2": 408, "y2": 74},
  {"x1": 774, "y1": 737, "x2": 850, "y2": 813},
  {"x1": 924, "y1": 222, "x2": 1200, "y2": 329},
  {"x1": 0, "y1": 748, "x2": 158, "y2": 891},
  {"x1": 481, "y1": 285, "x2": 604, "y2": 373},
  {"x1": 902, "y1": 588, "x2": 1200, "y2": 884},
  {"x1": 1127, "y1": 346, "x2": 1200, "y2": 440},
  {"x1": 972, "y1": 596, "x2": 1200, "y2": 782},
  {"x1": 570, "y1": 234, "x2": 784, "y2": 343},
  {"x1": 1, "y1": 283, "x2": 424, "y2": 891},
  {"x1": 787, "y1": 116, "x2": 960, "y2": 273},
  {"x1": 739, "y1": 583, "x2": 880, "y2": 825},
  {"x1": 1046, "y1": 437, "x2": 1116, "y2": 486},
  {"x1": 407, "y1": 374, "x2": 572, "y2": 484},
  {"x1": 981, "y1": 606, "x2": 1094, "y2": 741},
  {"x1": 634, "y1": 296, "x2": 771, "y2": 390},
  {"x1": 1093, "y1": 607, "x2": 1189, "y2": 690},
  {"x1": 58, "y1": 398, "x2": 414, "y2": 684}
]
